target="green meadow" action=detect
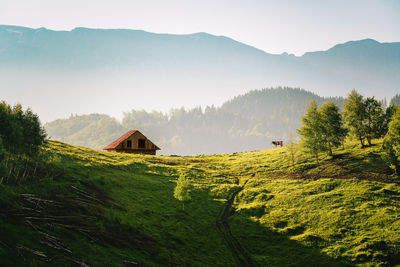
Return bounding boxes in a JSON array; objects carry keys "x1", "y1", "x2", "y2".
[{"x1": 1, "y1": 139, "x2": 399, "y2": 266}]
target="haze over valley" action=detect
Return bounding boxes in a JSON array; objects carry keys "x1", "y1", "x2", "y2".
[{"x1": 1, "y1": 25, "x2": 399, "y2": 124}]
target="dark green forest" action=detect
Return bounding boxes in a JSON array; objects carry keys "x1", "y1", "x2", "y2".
[{"x1": 45, "y1": 87, "x2": 396, "y2": 155}]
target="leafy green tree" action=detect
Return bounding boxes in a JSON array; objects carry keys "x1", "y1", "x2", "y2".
[
  {"x1": 0, "y1": 101, "x2": 46, "y2": 183},
  {"x1": 344, "y1": 90, "x2": 367, "y2": 147},
  {"x1": 174, "y1": 173, "x2": 191, "y2": 211},
  {"x1": 380, "y1": 104, "x2": 397, "y2": 138},
  {"x1": 364, "y1": 97, "x2": 385, "y2": 145},
  {"x1": 297, "y1": 100, "x2": 325, "y2": 163},
  {"x1": 319, "y1": 102, "x2": 347, "y2": 156},
  {"x1": 21, "y1": 108, "x2": 47, "y2": 157},
  {"x1": 383, "y1": 107, "x2": 400, "y2": 174}
]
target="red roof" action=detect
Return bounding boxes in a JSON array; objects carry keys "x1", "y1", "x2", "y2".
[
  {"x1": 103, "y1": 130, "x2": 160, "y2": 150},
  {"x1": 103, "y1": 130, "x2": 138, "y2": 150}
]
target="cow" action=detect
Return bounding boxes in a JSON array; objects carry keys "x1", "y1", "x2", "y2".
[{"x1": 271, "y1": 140, "x2": 283, "y2": 148}]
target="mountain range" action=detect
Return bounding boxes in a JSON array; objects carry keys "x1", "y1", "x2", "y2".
[{"x1": 0, "y1": 25, "x2": 399, "y2": 122}]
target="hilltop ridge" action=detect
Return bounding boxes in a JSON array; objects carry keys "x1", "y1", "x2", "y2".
[{"x1": 1, "y1": 25, "x2": 399, "y2": 122}]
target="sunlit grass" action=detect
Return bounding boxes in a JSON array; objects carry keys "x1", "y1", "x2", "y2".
[{"x1": 1, "y1": 139, "x2": 399, "y2": 266}]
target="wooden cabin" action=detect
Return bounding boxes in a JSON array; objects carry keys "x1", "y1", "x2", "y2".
[{"x1": 103, "y1": 130, "x2": 160, "y2": 155}]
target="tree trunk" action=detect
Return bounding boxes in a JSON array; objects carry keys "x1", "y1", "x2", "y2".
[
  {"x1": 182, "y1": 202, "x2": 185, "y2": 211},
  {"x1": 367, "y1": 137, "x2": 372, "y2": 146},
  {"x1": 328, "y1": 143, "x2": 333, "y2": 157},
  {"x1": 7, "y1": 163, "x2": 14, "y2": 183},
  {"x1": 32, "y1": 163, "x2": 38, "y2": 178},
  {"x1": 22, "y1": 160, "x2": 28, "y2": 180},
  {"x1": 315, "y1": 153, "x2": 319, "y2": 164},
  {"x1": 360, "y1": 136, "x2": 365, "y2": 148}
]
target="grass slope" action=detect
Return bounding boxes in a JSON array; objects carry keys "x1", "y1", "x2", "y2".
[{"x1": 0, "y1": 139, "x2": 399, "y2": 266}]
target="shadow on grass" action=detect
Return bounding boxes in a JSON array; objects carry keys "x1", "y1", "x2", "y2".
[{"x1": 228, "y1": 212, "x2": 353, "y2": 267}]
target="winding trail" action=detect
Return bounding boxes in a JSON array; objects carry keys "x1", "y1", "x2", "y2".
[{"x1": 216, "y1": 180, "x2": 258, "y2": 267}]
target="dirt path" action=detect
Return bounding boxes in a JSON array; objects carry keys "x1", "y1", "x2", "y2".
[{"x1": 216, "y1": 180, "x2": 258, "y2": 267}]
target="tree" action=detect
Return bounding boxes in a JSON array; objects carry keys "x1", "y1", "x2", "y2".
[
  {"x1": 297, "y1": 100, "x2": 325, "y2": 163},
  {"x1": 319, "y1": 102, "x2": 347, "y2": 156},
  {"x1": 383, "y1": 107, "x2": 400, "y2": 175},
  {"x1": 0, "y1": 137, "x2": 7, "y2": 184},
  {"x1": 364, "y1": 97, "x2": 385, "y2": 145},
  {"x1": 380, "y1": 104, "x2": 397, "y2": 138},
  {"x1": 0, "y1": 101, "x2": 46, "y2": 183},
  {"x1": 174, "y1": 173, "x2": 191, "y2": 211},
  {"x1": 344, "y1": 90, "x2": 367, "y2": 147},
  {"x1": 286, "y1": 132, "x2": 298, "y2": 166}
]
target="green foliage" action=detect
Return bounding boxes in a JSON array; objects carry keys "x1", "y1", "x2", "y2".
[
  {"x1": 319, "y1": 102, "x2": 347, "y2": 156},
  {"x1": 297, "y1": 100, "x2": 325, "y2": 162},
  {"x1": 344, "y1": 89, "x2": 367, "y2": 147},
  {"x1": 383, "y1": 107, "x2": 400, "y2": 174},
  {"x1": 298, "y1": 101, "x2": 347, "y2": 159},
  {"x1": 174, "y1": 173, "x2": 191, "y2": 210},
  {"x1": 364, "y1": 97, "x2": 385, "y2": 145},
  {"x1": 344, "y1": 91, "x2": 391, "y2": 147},
  {"x1": 0, "y1": 137, "x2": 7, "y2": 181},
  {"x1": 0, "y1": 101, "x2": 47, "y2": 183}
]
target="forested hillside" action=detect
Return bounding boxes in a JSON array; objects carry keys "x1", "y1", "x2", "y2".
[{"x1": 45, "y1": 87, "x2": 346, "y2": 155}]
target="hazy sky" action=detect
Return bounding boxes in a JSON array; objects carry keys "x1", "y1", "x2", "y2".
[{"x1": 1, "y1": 0, "x2": 399, "y2": 55}]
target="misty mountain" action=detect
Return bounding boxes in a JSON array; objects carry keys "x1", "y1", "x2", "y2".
[
  {"x1": 1, "y1": 25, "x2": 399, "y2": 123},
  {"x1": 45, "y1": 87, "x2": 346, "y2": 155}
]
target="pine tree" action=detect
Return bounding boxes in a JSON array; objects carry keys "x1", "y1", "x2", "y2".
[
  {"x1": 297, "y1": 100, "x2": 325, "y2": 163},
  {"x1": 344, "y1": 90, "x2": 367, "y2": 147},
  {"x1": 319, "y1": 102, "x2": 347, "y2": 156},
  {"x1": 383, "y1": 107, "x2": 400, "y2": 174},
  {"x1": 174, "y1": 173, "x2": 191, "y2": 211}
]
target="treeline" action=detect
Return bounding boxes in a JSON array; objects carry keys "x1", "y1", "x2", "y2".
[
  {"x1": 45, "y1": 87, "x2": 346, "y2": 155},
  {"x1": 0, "y1": 102, "x2": 46, "y2": 183},
  {"x1": 298, "y1": 90, "x2": 400, "y2": 173}
]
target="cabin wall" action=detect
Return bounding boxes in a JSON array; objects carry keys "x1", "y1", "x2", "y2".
[
  {"x1": 118, "y1": 132, "x2": 157, "y2": 151},
  {"x1": 115, "y1": 149, "x2": 156, "y2": 155}
]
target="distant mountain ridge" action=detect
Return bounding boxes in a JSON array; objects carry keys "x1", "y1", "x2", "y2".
[{"x1": 0, "y1": 25, "x2": 399, "y2": 122}]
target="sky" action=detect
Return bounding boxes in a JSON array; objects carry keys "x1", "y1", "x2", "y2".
[{"x1": 1, "y1": 0, "x2": 399, "y2": 55}]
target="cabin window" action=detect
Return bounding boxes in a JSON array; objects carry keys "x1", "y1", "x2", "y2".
[
  {"x1": 127, "y1": 140, "x2": 132, "y2": 148},
  {"x1": 138, "y1": 139, "x2": 146, "y2": 148}
]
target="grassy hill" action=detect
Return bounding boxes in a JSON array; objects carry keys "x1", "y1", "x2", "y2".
[{"x1": 1, "y1": 139, "x2": 399, "y2": 266}]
